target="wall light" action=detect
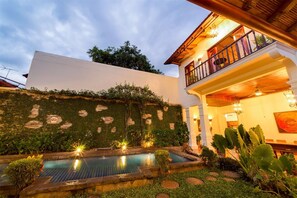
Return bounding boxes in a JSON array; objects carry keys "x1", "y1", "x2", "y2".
[
  {"x1": 284, "y1": 90, "x2": 297, "y2": 108},
  {"x1": 208, "y1": 115, "x2": 213, "y2": 122},
  {"x1": 233, "y1": 101, "x2": 243, "y2": 115},
  {"x1": 209, "y1": 25, "x2": 218, "y2": 38},
  {"x1": 193, "y1": 115, "x2": 198, "y2": 122}
]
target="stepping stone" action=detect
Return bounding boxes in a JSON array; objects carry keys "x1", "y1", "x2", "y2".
[
  {"x1": 209, "y1": 172, "x2": 219, "y2": 177},
  {"x1": 223, "y1": 177, "x2": 235, "y2": 182},
  {"x1": 205, "y1": 176, "x2": 217, "y2": 181},
  {"x1": 221, "y1": 171, "x2": 240, "y2": 179},
  {"x1": 185, "y1": 177, "x2": 204, "y2": 185},
  {"x1": 161, "y1": 180, "x2": 180, "y2": 189},
  {"x1": 156, "y1": 193, "x2": 170, "y2": 198}
]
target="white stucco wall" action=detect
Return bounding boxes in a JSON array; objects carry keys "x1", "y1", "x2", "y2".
[{"x1": 26, "y1": 51, "x2": 182, "y2": 104}]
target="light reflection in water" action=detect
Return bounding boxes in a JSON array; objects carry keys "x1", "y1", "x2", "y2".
[
  {"x1": 143, "y1": 153, "x2": 153, "y2": 166},
  {"x1": 73, "y1": 159, "x2": 81, "y2": 172},
  {"x1": 117, "y1": 155, "x2": 127, "y2": 169}
]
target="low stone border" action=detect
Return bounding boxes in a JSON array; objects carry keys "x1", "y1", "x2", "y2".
[{"x1": 0, "y1": 146, "x2": 189, "y2": 164}]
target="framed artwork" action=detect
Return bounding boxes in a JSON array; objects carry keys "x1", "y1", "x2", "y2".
[
  {"x1": 273, "y1": 111, "x2": 297, "y2": 133},
  {"x1": 225, "y1": 113, "x2": 238, "y2": 121}
]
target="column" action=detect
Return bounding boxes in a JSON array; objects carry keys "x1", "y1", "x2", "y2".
[
  {"x1": 285, "y1": 59, "x2": 297, "y2": 99},
  {"x1": 198, "y1": 95, "x2": 213, "y2": 147},
  {"x1": 185, "y1": 107, "x2": 198, "y2": 150}
]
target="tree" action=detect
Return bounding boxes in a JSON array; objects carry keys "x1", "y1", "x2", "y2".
[{"x1": 87, "y1": 41, "x2": 163, "y2": 74}]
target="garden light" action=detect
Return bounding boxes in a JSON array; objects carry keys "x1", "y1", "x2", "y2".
[
  {"x1": 75, "y1": 145, "x2": 85, "y2": 157},
  {"x1": 122, "y1": 144, "x2": 127, "y2": 151}
]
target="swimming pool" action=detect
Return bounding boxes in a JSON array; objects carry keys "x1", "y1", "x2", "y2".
[{"x1": 40, "y1": 152, "x2": 190, "y2": 183}]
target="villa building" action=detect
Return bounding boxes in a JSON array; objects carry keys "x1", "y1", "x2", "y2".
[
  {"x1": 26, "y1": 13, "x2": 297, "y2": 150},
  {"x1": 165, "y1": 12, "x2": 297, "y2": 149}
]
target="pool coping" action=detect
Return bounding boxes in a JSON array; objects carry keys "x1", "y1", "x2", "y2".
[
  {"x1": 0, "y1": 146, "x2": 198, "y2": 164},
  {"x1": 0, "y1": 147, "x2": 203, "y2": 197}
]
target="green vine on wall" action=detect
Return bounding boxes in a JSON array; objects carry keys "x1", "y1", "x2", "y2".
[
  {"x1": 0, "y1": 85, "x2": 180, "y2": 155},
  {"x1": 99, "y1": 84, "x2": 168, "y2": 139}
]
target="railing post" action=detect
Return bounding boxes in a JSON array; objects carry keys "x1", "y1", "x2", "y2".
[
  {"x1": 240, "y1": 38, "x2": 246, "y2": 57},
  {"x1": 225, "y1": 48, "x2": 230, "y2": 65},
  {"x1": 253, "y1": 31, "x2": 259, "y2": 50},
  {"x1": 247, "y1": 32, "x2": 253, "y2": 53}
]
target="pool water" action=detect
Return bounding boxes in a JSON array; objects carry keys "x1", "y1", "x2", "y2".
[{"x1": 40, "y1": 153, "x2": 190, "y2": 183}]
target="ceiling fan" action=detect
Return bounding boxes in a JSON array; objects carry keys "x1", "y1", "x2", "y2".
[
  {"x1": 254, "y1": 87, "x2": 263, "y2": 96},
  {"x1": 248, "y1": 87, "x2": 276, "y2": 97}
]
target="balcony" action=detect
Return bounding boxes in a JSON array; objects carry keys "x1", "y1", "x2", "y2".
[{"x1": 185, "y1": 30, "x2": 275, "y2": 87}]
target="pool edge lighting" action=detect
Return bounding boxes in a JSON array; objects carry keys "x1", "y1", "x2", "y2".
[
  {"x1": 75, "y1": 145, "x2": 85, "y2": 157},
  {"x1": 122, "y1": 144, "x2": 127, "y2": 152}
]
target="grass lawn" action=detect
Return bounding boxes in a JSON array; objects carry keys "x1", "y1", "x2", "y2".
[{"x1": 101, "y1": 169, "x2": 277, "y2": 198}]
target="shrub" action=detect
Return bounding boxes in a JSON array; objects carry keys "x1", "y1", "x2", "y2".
[
  {"x1": 217, "y1": 157, "x2": 241, "y2": 171},
  {"x1": 152, "y1": 129, "x2": 179, "y2": 147},
  {"x1": 199, "y1": 146, "x2": 217, "y2": 168},
  {"x1": 212, "y1": 124, "x2": 297, "y2": 197},
  {"x1": 4, "y1": 155, "x2": 43, "y2": 196},
  {"x1": 154, "y1": 150, "x2": 171, "y2": 173},
  {"x1": 175, "y1": 121, "x2": 189, "y2": 144}
]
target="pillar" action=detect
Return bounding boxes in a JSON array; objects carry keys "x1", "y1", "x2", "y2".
[
  {"x1": 285, "y1": 59, "x2": 297, "y2": 99},
  {"x1": 185, "y1": 107, "x2": 198, "y2": 150},
  {"x1": 198, "y1": 95, "x2": 213, "y2": 147}
]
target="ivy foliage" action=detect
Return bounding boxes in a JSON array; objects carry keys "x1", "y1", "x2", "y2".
[
  {"x1": 0, "y1": 86, "x2": 181, "y2": 155},
  {"x1": 152, "y1": 121, "x2": 189, "y2": 147}
]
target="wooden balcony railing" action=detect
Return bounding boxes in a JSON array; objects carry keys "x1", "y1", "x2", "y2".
[{"x1": 185, "y1": 30, "x2": 275, "y2": 87}]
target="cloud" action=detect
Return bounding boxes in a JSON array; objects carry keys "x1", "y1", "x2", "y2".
[{"x1": 0, "y1": 0, "x2": 209, "y2": 83}]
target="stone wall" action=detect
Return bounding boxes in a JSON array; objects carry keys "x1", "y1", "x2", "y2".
[{"x1": 0, "y1": 89, "x2": 182, "y2": 154}]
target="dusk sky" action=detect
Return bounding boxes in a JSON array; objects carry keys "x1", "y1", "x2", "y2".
[{"x1": 0, "y1": 0, "x2": 209, "y2": 84}]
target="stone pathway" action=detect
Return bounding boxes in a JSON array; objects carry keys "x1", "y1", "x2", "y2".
[
  {"x1": 161, "y1": 180, "x2": 180, "y2": 189},
  {"x1": 185, "y1": 177, "x2": 204, "y2": 185},
  {"x1": 222, "y1": 177, "x2": 235, "y2": 182},
  {"x1": 157, "y1": 170, "x2": 240, "y2": 197},
  {"x1": 205, "y1": 176, "x2": 217, "y2": 181},
  {"x1": 156, "y1": 193, "x2": 170, "y2": 198},
  {"x1": 209, "y1": 171, "x2": 219, "y2": 177},
  {"x1": 221, "y1": 171, "x2": 240, "y2": 179}
]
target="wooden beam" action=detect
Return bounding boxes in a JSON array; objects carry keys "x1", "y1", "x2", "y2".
[
  {"x1": 242, "y1": 0, "x2": 253, "y2": 11},
  {"x1": 187, "y1": 0, "x2": 297, "y2": 49},
  {"x1": 188, "y1": 44, "x2": 197, "y2": 48},
  {"x1": 287, "y1": 21, "x2": 297, "y2": 32},
  {"x1": 267, "y1": 0, "x2": 297, "y2": 23}
]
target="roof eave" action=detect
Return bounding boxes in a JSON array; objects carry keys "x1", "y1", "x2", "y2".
[{"x1": 164, "y1": 12, "x2": 218, "y2": 65}]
